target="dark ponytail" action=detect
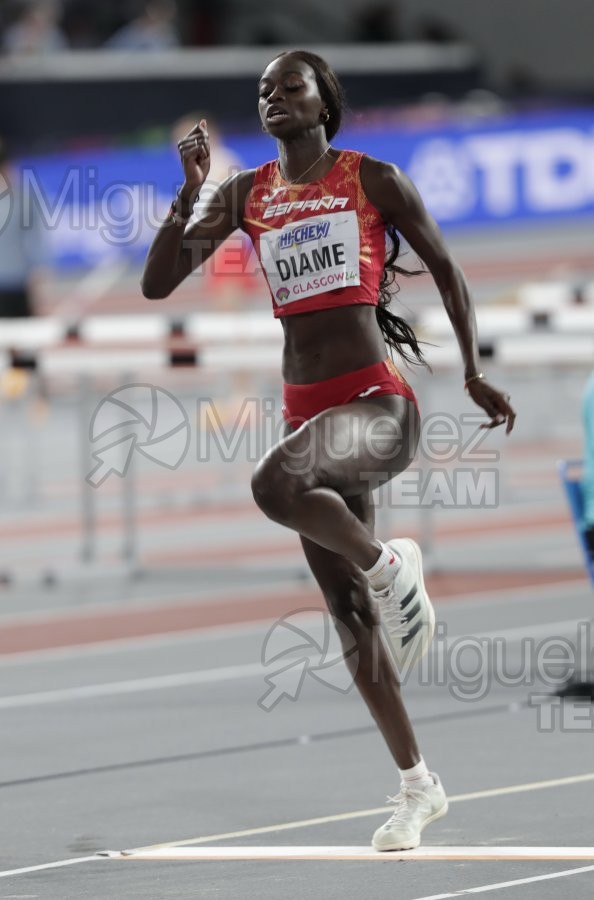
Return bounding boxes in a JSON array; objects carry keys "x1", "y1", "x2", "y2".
[{"x1": 376, "y1": 224, "x2": 431, "y2": 369}]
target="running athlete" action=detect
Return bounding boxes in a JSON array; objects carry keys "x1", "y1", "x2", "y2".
[{"x1": 142, "y1": 49, "x2": 516, "y2": 851}]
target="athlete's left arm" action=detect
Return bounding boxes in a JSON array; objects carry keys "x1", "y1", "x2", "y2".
[{"x1": 361, "y1": 157, "x2": 515, "y2": 433}]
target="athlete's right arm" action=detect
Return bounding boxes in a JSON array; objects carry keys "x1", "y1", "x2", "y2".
[{"x1": 141, "y1": 170, "x2": 255, "y2": 299}]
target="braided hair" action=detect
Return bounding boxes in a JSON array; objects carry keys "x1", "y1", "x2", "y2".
[{"x1": 377, "y1": 224, "x2": 429, "y2": 367}]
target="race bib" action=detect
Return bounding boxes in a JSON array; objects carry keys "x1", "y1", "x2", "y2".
[{"x1": 259, "y1": 211, "x2": 361, "y2": 306}]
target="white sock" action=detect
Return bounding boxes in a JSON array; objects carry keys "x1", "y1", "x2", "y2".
[
  {"x1": 362, "y1": 541, "x2": 401, "y2": 590},
  {"x1": 400, "y1": 756, "x2": 434, "y2": 791}
]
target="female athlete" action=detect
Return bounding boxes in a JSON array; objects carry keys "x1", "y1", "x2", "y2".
[{"x1": 142, "y1": 49, "x2": 516, "y2": 851}]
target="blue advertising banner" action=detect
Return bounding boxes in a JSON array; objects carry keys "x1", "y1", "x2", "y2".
[{"x1": 14, "y1": 108, "x2": 594, "y2": 270}]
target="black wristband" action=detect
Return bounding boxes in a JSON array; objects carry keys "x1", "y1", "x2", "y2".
[
  {"x1": 176, "y1": 189, "x2": 197, "y2": 221},
  {"x1": 167, "y1": 200, "x2": 189, "y2": 226}
]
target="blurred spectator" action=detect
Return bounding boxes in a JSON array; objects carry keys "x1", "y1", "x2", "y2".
[
  {"x1": 0, "y1": 139, "x2": 50, "y2": 317},
  {"x1": 60, "y1": 0, "x2": 103, "y2": 49},
  {"x1": 352, "y1": 2, "x2": 402, "y2": 43},
  {"x1": 177, "y1": 0, "x2": 222, "y2": 46},
  {"x1": 583, "y1": 371, "x2": 594, "y2": 562},
  {"x1": 2, "y1": 0, "x2": 68, "y2": 53},
  {"x1": 416, "y1": 16, "x2": 463, "y2": 44},
  {"x1": 104, "y1": 0, "x2": 179, "y2": 50}
]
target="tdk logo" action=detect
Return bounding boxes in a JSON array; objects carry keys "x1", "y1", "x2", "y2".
[{"x1": 278, "y1": 221, "x2": 330, "y2": 249}]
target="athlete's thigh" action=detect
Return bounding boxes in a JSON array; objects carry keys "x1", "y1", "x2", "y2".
[{"x1": 281, "y1": 395, "x2": 418, "y2": 498}]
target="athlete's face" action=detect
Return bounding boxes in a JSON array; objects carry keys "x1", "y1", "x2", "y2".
[{"x1": 258, "y1": 56, "x2": 327, "y2": 138}]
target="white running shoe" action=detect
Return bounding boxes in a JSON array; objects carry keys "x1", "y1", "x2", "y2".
[
  {"x1": 369, "y1": 538, "x2": 435, "y2": 675},
  {"x1": 372, "y1": 773, "x2": 448, "y2": 851}
]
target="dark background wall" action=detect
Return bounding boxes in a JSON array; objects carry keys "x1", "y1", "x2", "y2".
[{"x1": 0, "y1": 49, "x2": 481, "y2": 150}]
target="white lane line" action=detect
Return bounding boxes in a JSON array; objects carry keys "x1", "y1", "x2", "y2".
[
  {"x1": 4, "y1": 776, "x2": 594, "y2": 881},
  {"x1": 0, "y1": 855, "x2": 98, "y2": 879},
  {"x1": 409, "y1": 864, "x2": 594, "y2": 899},
  {"x1": 110, "y1": 846, "x2": 594, "y2": 862},
  {"x1": 0, "y1": 616, "x2": 586, "y2": 709},
  {"x1": 0, "y1": 663, "x2": 265, "y2": 709},
  {"x1": 129, "y1": 772, "x2": 594, "y2": 852},
  {"x1": 0, "y1": 578, "x2": 588, "y2": 668}
]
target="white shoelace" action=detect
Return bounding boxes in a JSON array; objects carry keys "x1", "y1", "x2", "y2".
[
  {"x1": 371, "y1": 584, "x2": 409, "y2": 638},
  {"x1": 385, "y1": 784, "x2": 426, "y2": 825}
]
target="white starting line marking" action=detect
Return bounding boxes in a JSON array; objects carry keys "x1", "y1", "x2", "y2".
[
  {"x1": 128, "y1": 771, "x2": 594, "y2": 852},
  {"x1": 103, "y1": 846, "x2": 594, "y2": 862},
  {"x1": 2, "y1": 773, "x2": 594, "y2": 881}
]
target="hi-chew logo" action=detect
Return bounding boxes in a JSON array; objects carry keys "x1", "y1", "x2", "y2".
[
  {"x1": 278, "y1": 220, "x2": 330, "y2": 250},
  {"x1": 259, "y1": 210, "x2": 361, "y2": 305}
]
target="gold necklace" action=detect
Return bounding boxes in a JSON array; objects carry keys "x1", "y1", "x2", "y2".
[{"x1": 280, "y1": 146, "x2": 332, "y2": 184}]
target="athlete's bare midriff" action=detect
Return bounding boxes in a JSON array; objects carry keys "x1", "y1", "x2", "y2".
[{"x1": 279, "y1": 304, "x2": 388, "y2": 384}]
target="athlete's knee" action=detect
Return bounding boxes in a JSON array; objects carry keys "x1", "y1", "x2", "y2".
[
  {"x1": 251, "y1": 460, "x2": 276, "y2": 516},
  {"x1": 251, "y1": 453, "x2": 313, "y2": 521}
]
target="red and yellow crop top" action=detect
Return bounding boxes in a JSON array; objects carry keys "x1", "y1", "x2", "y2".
[{"x1": 243, "y1": 149, "x2": 386, "y2": 317}]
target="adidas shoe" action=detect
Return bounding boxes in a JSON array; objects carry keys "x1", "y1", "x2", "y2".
[
  {"x1": 372, "y1": 773, "x2": 448, "y2": 851},
  {"x1": 369, "y1": 538, "x2": 435, "y2": 674}
]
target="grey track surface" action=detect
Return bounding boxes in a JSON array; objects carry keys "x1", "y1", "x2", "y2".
[
  {"x1": 1, "y1": 218, "x2": 593, "y2": 898},
  {"x1": 1, "y1": 581, "x2": 593, "y2": 899}
]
